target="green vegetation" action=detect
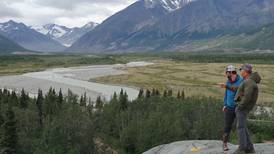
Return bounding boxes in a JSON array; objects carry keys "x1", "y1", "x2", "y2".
[
  {"x1": 0, "y1": 88, "x2": 96, "y2": 154},
  {"x1": 1, "y1": 52, "x2": 274, "y2": 76},
  {"x1": 0, "y1": 55, "x2": 127, "y2": 76},
  {"x1": 0, "y1": 87, "x2": 273, "y2": 154},
  {"x1": 94, "y1": 60, "x2": 274, "y2": 104}
]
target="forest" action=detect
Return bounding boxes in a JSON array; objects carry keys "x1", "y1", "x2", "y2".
[{"x1": 0, "y1": 88, "x2": 273, "y2": 154}]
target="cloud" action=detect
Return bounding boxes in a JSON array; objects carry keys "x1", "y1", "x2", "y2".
[
  {"x1": 35, "y1": 0, "x2": 135, "y2": 10},
  {"x1": 0, "y1": 0, "x2": 137, "y2": 27},
  {"x1": 0, "y1": 1, "x2": 21, "y2": 18}
]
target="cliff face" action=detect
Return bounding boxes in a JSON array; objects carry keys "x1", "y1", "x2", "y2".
[{"x1": 143, "y1": 140, "x2": 274, "y2": 154}]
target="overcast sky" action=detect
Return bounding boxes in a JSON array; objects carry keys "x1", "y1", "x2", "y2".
[{"x1": 0, "y1": 0, "x2": 137, "y2": 28}]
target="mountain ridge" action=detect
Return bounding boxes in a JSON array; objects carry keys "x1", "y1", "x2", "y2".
[
  {"x1": 0, "y1": 33, "x2": 27, "y2": 54},
  {"x1": 0, "y1": 20, "x2": 66, "y2": 52},
  {"x1": 33, "y1": 22, "x2": 98, "y2": 47},
  {"x1": 68, "y1": 0, "x2": 274, "y2": 52}
]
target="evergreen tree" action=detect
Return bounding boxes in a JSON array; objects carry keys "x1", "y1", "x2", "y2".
[
  {"x1": 95, "y1": 96, "x2": 103, "y2": 111},
  {"x1": 163, "y1": 90, "x2": 168, "y2": 97},
  {"x1": 20, "y1": 89, "x2": 29, "y2": 109},
  {"x1": 155, "y1": 89, "x2": 160, "y2": 96},
  {"x1": 137, "y1": 89, "x2": 144, "y2": 98},
  {"x1": 0, "y1": 112, "x2": 4, "y2": 142},
  {"x1": 151, "y1": 88, "x2": 157, "y2": 96},
  {"x1": 177, "y1": 91, "x2": 181, "y2": 99},
  {"x1": 168, "y1": 89, "x2": 173, "y2": 97},
  {"x1": 80, "y1": 92, "x2": 87, "y2": 106},
  {"x1": 36, "y1": 89, "x2": 44, "y2": 129},
  {"x1": 120, "y1": 92, "x2": 128, "y2": 111},
  {"x1": 0, "y1": 89, "x2": 3, "y2": 98},
  {"x1": 66, "y1": 89, "x2": 78, "y2": 104},
  {"x1": 44, "y1": 87, "x2": 58, "y2": 118},
  {"x1": 10, "y1": 91, "x2": 18, "y2": 107},
  {"x1": 57, "y1": 89, "x2": 63, "y2": 109},
  {"x1": 113, "y1": 92, "x2": 118, "y2": 102},
  {"x1": 145, "y1": 89, "x2": 151, "y2": 98},
  {"x1": 181, "y1": 90, "x2": 185, "y2": 100},
  {"x1": 2, "y1": 89, "x2": 10, "y2": 105},
  {"x1": 0, "y1": 107, "x2": 18, "y2": 154}
]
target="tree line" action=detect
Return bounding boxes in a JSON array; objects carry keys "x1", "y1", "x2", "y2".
[{"x1": 0, "y1": 88, "x2": 273, "y2": 154}]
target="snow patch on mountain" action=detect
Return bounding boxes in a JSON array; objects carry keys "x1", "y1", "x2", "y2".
[
  {"x1": 144, "y1": 0, "x2": 195, "y2": 11},
  {"x1": 33, "y1": 24, "x2": 70, "y2": 38},
  {"x1": 83, "y1": 22, "x2": 99, "y2": 29},
  {"x1": 32, "y1": 22, "x2": 98, "y2": 47}
]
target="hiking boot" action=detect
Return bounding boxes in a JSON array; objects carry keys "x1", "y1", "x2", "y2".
[
  {"x1": 233, "y1": 148, "x2": 246, "y2": 154},
  {"x1": 223, "y1": 143, "x2": 229, "y2": 151},
  {"x1": 222, "y1": 134, "x2": 229, "y2": 151},
  {"x1": 245, "y1": 147, "x2": 255, "y2": 153}
]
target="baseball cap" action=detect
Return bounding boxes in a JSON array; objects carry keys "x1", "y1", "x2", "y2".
[
  {"x1": 239, "y1": 64, "x2": 252, "y2": 73},
  {"x1": 226, "y1": 65, "x2": 236, "y2": 72}
]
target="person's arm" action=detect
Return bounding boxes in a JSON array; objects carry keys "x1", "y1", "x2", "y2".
[
  {"x1": 225, "y1": 85, "x2": 239, "y2": 91},
  {"x1": 237, "y1": 80, "x2": 254, "y2": 110}
]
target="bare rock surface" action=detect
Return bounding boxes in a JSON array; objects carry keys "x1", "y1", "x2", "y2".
[{"x1": 143, "y1": 140, "x2": 274, "y2": 154}]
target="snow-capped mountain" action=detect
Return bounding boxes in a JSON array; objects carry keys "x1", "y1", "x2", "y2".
[
  {"x1": 0, "y1": 20, "x2": 66, "y2": 52},
  {"x1": 33, "y1": 22, "x2": 98, "y2": 47},
  {"x1": 68, "y1": 0, "x2": 274, "y2": 52},
  {"x1": 34, "y1": 24, "x2": 71, "y2": 39},
  {"x1": 144, "y1": 0, "x2": 195, "y2": 12}
]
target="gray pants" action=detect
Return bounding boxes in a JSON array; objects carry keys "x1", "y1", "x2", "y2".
[
  {"x1": 236, "y1": 109, "x2": 253, "y2": 150},
  {"x1": 224, "y1": 109, "x2": 236, "y2": 140}
]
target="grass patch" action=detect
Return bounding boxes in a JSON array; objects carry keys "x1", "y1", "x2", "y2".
[{"x1": 94, "y1": 60, "x2": 274, "y2": 104}]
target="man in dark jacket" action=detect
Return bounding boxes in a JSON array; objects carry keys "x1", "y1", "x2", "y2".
[
  {"x1": 233, "y1": 64, "x2": 261, "y2": 154},
  {"x1": 219, "y1": 65, "x2": 243, "y2": 151}
]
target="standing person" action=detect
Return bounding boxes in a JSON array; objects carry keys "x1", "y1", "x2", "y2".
[
  {"x1": 233, "y1": 64, "x2": 261, "y2": 154},
  {"x1": 219, "y1": 65, "x2": 243, "y2": 151}
]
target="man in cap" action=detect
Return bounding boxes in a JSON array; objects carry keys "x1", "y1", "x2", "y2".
[
  {"x1": 219, "y1": 65, "x2": 243, "y2": 151},
  {"x1": 233, "y1": 64, "x2": 261, "y2": 154}
]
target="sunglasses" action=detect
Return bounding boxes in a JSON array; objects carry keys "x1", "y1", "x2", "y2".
[{"x1": 226, "y1": 71, "x2": 237, "y2": 74}]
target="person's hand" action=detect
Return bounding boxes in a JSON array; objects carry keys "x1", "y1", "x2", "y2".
[
  {"x1": 222, "y1": 106, "x2": 228, "y2": 112},
  {"x1": 218, "y1": 83, "x2": 226, "y2": 88}
]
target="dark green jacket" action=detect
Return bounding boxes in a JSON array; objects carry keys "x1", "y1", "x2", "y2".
[{"x1": 234, "y1": 72, "x2": 261, "y2": 111}]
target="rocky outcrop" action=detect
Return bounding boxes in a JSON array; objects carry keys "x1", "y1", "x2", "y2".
[{"x1": 143, "y1": 140, "x2": 274, "y2": 154}]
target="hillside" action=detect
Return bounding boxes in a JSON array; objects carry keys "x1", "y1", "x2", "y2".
[
  {"x1": 0, "y1": 34, "x2": 27, "y2": 54},
  {"x1": 68, "y1": 0, "x2": 274, "y2": 52}
]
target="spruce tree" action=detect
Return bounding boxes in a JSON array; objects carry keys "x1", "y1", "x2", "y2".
[
  {"x1": 10, "y1": 91, "x2": 18, "y2": 107},
  {"x1": 113, "y1": 92, "x2": 118, "y2": 102},
  {"x1": 145, "y1": 89, "x2": 151, "y2": 98},
  {"x1": 57, "y1": 89, "x2": 63, "y2": 109},
  {"x1": 120, "y1": 92, "x2": 128, "y2": 111},
  {"x1": 177, "y1": 91, "x2": 181, "y2": 99},
  {"x1": 44, "y1": 87, "x2": 58, "y2": 118},
  {"x1": 36, "y1": 89, "x2": 44, "y2": 129},
  {"x1": 163, "y1": 90, "x2": 168, "y2": 97},
  {"x1": 168, "y1": 89, "x2": 173, "y2": 97},
  {"x1": 155, "y1": 89, "x2": 160, "y2": 96},
  {"x1": 0, "y1": 107, "x2": 18, "y2": 154},
  {"x1": 66, "y1": 89, "x2": 78, "y2": 104},
  {"x1": 20, "y1": 89, "x2": 29, "y2": 109},
  {"x1": 95, "y1": 96, "x2": 103, "y2": 111},
  {"x1": 80, "y1": 92, "x2": 87, "y2": 106},
  {"x1": 181, "y1": 90, "x2": 185, "y2": 100},
  {"x1": 137, "y1": 89, "x2": 144, "y2": 98}
]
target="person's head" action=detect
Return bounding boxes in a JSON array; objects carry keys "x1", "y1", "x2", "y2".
[
  {"x1": 239, "y1": 64, "x2": 252, "y2": 79},
  {"x1": 225, "y1": 65, "x2": 237, "y2": 81}
]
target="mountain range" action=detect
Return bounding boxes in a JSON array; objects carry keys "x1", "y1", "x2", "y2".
[
  {"x1": 68, "y1": 0, "x2": 274, "y2": 52},
  {"x1": 32, "y1": 22, "x2": 98, "y2": 47},
  {"x1": 0, "y1": 20, "x2": 66, "y2": 52},
  {"x1": 2, "y1": 0, "x2": 274, "y2": 54}
]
